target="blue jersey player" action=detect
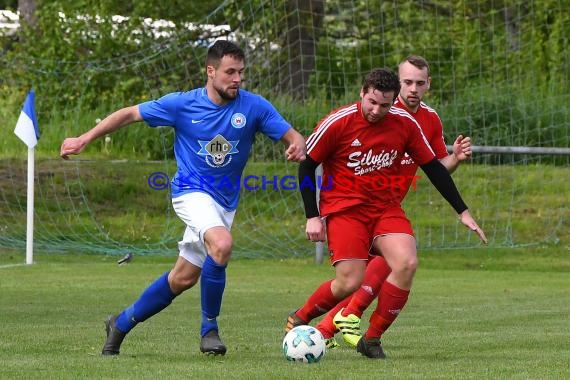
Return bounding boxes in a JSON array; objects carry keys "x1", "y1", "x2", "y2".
[{"x1": 60, "y1": 40, "x2": 307, "y2": 356}]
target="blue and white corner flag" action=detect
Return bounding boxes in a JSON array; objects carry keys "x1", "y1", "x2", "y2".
[{"x1": 14, "y1": 90, "x2": 40, "y2": 148}]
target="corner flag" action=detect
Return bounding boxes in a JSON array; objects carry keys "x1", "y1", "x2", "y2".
[
  {"x1": 14, "y1": 90, "x2": 40, "y2": 265},
  {"x1": 14, "y1": 90, "x2": 40, "y2": 148}
]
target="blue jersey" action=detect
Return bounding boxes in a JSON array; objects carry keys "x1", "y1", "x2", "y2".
[{"x1": 139, "y1": 88, "x2": 291, "y2": 211}]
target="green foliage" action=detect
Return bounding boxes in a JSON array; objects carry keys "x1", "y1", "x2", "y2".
[
  {"x1": 0, "y1": 0, "x2": 568, "y2": 158},
  {"x1": 1, "y1": 0, "x2": 214, "y2": 110},
  {"x1": 440, "y1": 81, "x2": 569, "y2": 163}
]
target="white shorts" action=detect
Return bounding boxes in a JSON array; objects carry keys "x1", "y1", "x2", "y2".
[{"x1": 172, "y1": 192, "x2": 236, "y2": 268}]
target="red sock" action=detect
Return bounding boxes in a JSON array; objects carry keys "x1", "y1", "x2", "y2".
[
  {"x1": 316, "y1": 297, "x2": 350, "y2": 338},
  {"x1": 296, "y1": 280, "x2": 341, "y2": 322},
  {"x1": 365, "y1": 281, "x2": 409, "y2": 339},
  {"x1": 344, "y1": 256, "x2": 391, "y2": 317}
]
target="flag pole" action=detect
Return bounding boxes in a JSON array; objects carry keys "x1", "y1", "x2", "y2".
[
  {"x1": 14, "y1": 90, "x2": 39, "y2": 265},
  {"x1": 26, "y1": 147, "x2": 35, "y2": 265}
]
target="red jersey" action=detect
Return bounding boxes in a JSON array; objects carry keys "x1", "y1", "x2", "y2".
[
  {"x1": 394, "y1": 98, "x2": 449, "y2": 200},
  {"x1": 306, "y1": 101, "x2": 436, "y2": 216}
]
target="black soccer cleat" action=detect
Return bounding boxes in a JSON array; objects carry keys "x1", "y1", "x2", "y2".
[
  {"x1": 200, "y1": 330, "x2": 227, "y2": 355},
  {"x1": 356, "y1": 337, "x2": 386, "y2": 359},
  {"x1": 102, "y1": 315, "x2": 127, "y2": 355}
]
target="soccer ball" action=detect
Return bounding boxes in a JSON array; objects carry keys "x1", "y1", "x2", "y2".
[{"x1": 282, "y1": 325, "x2": 326, "y2": 363}]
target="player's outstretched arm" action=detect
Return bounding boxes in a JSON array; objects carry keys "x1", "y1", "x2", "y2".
[
  {"x1": 439, "y1": 134, "x2": 472, "y2": 174},
  {"x1": 280, "y1": 128, "x2": 307, "y2": 162},
  {"x1": 420, "y1": 158, "x2": 487, "y2": 244},
  {"x1": 60, "y1": 105, "x2": 142, "y2": 159}
]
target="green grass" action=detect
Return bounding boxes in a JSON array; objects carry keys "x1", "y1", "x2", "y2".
[{"x1": 1, "y1": 251, "x2": 570, "y2": 379}]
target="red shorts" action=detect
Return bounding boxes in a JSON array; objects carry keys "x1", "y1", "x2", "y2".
[
  {"x1": 372, "y1": 205, "x2": 414, "y2": 237},
  {"x1": 326, "y1": 204, "x2": 414, "y2": 265}
]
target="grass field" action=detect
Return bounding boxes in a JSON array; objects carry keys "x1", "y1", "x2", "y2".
[
  {"x1": 1, "y1": 249, "x2": 569, "y2": 379},
  {"x1": 1, "y1": 156, "x2": 568, "y2": 378}
]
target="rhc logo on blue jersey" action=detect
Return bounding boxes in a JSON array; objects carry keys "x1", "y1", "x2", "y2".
[{"x1": 198, "y1": 134, "x2": 239, "y2": 167}]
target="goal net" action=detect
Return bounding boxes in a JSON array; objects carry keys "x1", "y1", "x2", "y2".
[{"x1": 0, "y1": 1, "x2": 568, "y2": 259}]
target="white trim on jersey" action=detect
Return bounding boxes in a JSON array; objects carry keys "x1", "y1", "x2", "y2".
[
  {"x1": 395, "y1": 98, "x2": 439, "y2": 116},
  {"x1": 418, "y1": 101, "x2": 444, "y2": 123},
  {"x1": 394, "y1": 99, "x2": 445, "y2": 136},
  {"x1": 306, "y1": 104, "x2": 358, "y2": 154},
  {"x1": 419, "y1": 101, "x2": 437, "y2": 114},
  {"x1": 389, "y1": 107, "x2": 435, "y2": 156}
]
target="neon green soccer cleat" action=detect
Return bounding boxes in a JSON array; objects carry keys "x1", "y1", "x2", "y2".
[
  {"x1": 325, "y1": 336, "x2": 340, "y2": 349},
  {"x1": 333, "y1": 308, "x2": 362, "y2": 347}
]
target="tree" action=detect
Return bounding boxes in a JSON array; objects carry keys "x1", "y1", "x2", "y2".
[
  {"x1": 283, "y1": 0, "x2": 324, "y2": 100},
  {"x1": 17, "y1": 0, "x2": 36, "y2": 28}
]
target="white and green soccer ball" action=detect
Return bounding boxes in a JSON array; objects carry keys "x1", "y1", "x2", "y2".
[{"x1": 282, "y1": 325, "x2": 326, "y2": 363}]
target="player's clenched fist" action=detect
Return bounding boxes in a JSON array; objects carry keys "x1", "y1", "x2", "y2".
[
  {"x1": 60, "y1": 137, "x2": 87, "y2": 160},
  {"x1": 281, "y1": 128, "x2": 307, "y2": 162},
  {"x1": 305, "y1": 217, "x2": 326, "y2": 242},
  {"x1": 285, "y1": 144, "x2": 307, "y2": 162}
]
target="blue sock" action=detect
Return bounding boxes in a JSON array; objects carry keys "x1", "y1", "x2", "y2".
[
  {"x1": 200, "y1": 255, "x2": 227, "y2": 336},
  {"x1": 115, "y1": 271, "x2": 176, "y2": 333}
]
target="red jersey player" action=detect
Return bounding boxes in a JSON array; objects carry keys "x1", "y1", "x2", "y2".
[
  {"x1": 285, "y1": 67, "x2": 486, "y2": 359},
  {"x1": 316, "y1": 56, "x2": 474, "y2": 355}
]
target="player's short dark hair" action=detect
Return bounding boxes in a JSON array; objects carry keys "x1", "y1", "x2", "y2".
[
  {"x1": 362, "y1": 68, "x2": 400, "y2": 101},
  {"x1": 402, "y1": 55, "x2": 430, "y2": 76},
  {"x1": 206, "y1": 40, "x2": 246, "y2": 68}
]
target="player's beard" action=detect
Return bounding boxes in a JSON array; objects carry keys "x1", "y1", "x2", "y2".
[
  {"x1": 215, "y1": 85, "x2": 239, "y2": 101},
  {"x1": 402, "y1": 95, "x2": 420, "y2": 110},
  {"x1": 363, "y1": 109, "x2": 382, "y2": 123}
]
